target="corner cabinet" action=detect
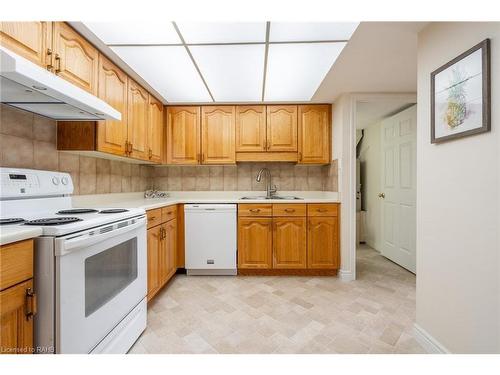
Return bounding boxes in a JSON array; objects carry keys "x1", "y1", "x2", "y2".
[
  {"x1": 0, "y1": 240, "x2": 36, "y2": 355},
  {"x1": 298, "y1": 105, "x2": 331, "y2": 164},
  {"x1": 201, "y1": 106, "x2": 236, "y2": 164},
  {"x1": 96, "y1": 54, "x2": 128, "y2": 157},
  {"x1": 148, "y1": 95, "x2": 164, "y2": 163},
  {"x1": 166, "y1": 106, "x2": 201, "y2": 165}
]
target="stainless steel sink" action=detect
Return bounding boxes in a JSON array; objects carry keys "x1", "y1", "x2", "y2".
[{"x1": 240, "y1": 195, "x2": 303, "y2": 200}]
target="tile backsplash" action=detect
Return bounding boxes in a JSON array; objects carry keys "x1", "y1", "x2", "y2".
[
  {"x1": 0, "y1": 104, "x2": 338, "y2": 194},
  {"x1": 0, "y1": 104, "x2": 154, "y2": 195}
]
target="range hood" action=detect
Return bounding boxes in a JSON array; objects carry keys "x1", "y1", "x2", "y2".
[{"x1": 0, "y1": 47, "x2": 121, "y2": 121}]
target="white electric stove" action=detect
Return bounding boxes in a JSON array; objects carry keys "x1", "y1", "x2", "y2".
[{"x1": 0, "y1": 167, "x2": 147, "y2": 354}]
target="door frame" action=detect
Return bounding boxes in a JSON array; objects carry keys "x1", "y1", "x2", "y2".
[{"x1": 341, "y1": 93, "x2": 416, "y2": 281}]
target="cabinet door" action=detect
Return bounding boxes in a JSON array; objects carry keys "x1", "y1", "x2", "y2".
[
  {"x1": 0, "y1": 22, "x2": 52, "y2": 69},
  {"x1": 148, "y1": 95, "x2": 164, "y2": 163},
  {"x1": 307, "y1": 217, "x2": 339, "y2": 269},
  {"x1": 52, "y1": 22, "x2": 98, "y2": 95},
  {"x1": 0, "y1": 280, "x2": 34, "y2": 354},
  {"x1": 266, "y1": 105, "x2": 298, "y2": 152},
  {"x1": 235, "y1": 105, "x2": 266, "y2": 152},
  {"x1": 273, "y1": 217, "x2": 307, "y2": 269},
  {"x1": 166, "y1": 106, "x2": 201, "y2": 165},
  {"x1": 164, "y1": 219, "x2": 177, "y2": 283},
  {"x1": 127, "y1": 79, "x2": 149, "y2": 161},
  {"x1": 201, "y1": 106, "x2": 236, "y2": 164},
  {"x1": 96, "y1": 54, "x2": 128, "y2": 156},
  {"x1": 147, "y1": 226, "x2": 161, "y2": 301},
  {"x1": 298, "y1": 105, "x2": 330, "y2": 164},
  {"x1": 237, "y1": 217, "x2": 273, "y2": 269}
]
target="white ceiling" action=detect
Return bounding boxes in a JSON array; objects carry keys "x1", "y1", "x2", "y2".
[
  {"x1": 313, "y1": 22, "x2": 426, "y2": 102},
  {"x1": 82, "y1": 22, "x2": 359, "y2": 103}
]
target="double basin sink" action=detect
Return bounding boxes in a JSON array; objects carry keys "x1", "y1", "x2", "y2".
[{"x1": 240, "y1": 195, "x2": 303, "y2": 200}]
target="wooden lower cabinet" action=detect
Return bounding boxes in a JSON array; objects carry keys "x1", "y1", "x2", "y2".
[
  {"x1": 0, "y1": 240, "x2": 35, "y2": 355},
  {"x1": 146, "y1": 209, "x2": 178, "y2": 302},
  {"x1": 308, "y1": 216, "x2": 339, "y2": 269},
  {"x1": 237, "y1": 203, "x2": 339, "y2": 274},
  {"x1": 273, "y1": 217, "x2": 307, "y2": 269},
  {"x1": 237, "y1": 217, "x2": 273, "y2": 269}
]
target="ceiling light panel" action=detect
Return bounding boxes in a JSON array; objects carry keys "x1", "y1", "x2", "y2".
[
  {"x1": 189, "y1": 45, "x2": 265, "y2": 102},
  {"x1": 85, "y1": 22, "x2": 181, "y2": 44},
  {"x1": 265, "y1": 42, "x2": 347, "y2": 102},
  {"x1": 111, "y1": 46, "x2": 212, "y2": 102},
  {"x1": 269, "y1": 22, "x2": 359, "y2": 42},
  {"x1": 176, "y1": 22, "x2": 266, "y2": 44}
]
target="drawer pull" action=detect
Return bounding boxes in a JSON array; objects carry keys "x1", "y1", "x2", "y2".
[
  {"x1": 284, "y1": 208, "x2": 295, "y2": 213},
  {"x1": 148, "y1": 216, "x2": 156, "y2": 221},
  {"x1": 25, "y1": 288, "x2": 37, "y2": 321},
  {"x1": 249, "y1": 208, "x2": 261, "y2": 213},
  {"x1": 317, "y1": 208, "x2": 328, "y2": 212}
]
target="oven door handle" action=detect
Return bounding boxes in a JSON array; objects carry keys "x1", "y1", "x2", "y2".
[{"x1": 54, "y1": 216, "x2": 146, "y2": 256}]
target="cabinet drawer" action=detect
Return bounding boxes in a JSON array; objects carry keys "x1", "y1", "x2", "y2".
[
  {"x1": 273, "y1": 204, "x2": 306, "y2": 217},
  {"x1": 0, "y1": 240, "x2": 33, "y2": 291},
  {"x1": 147, "y1": 208, "x2": 162, "y2": 229},
  {"x1": 161, "y1": 205, "x2": 177, "y2": 222},
  {"x1": 238, "y1": 204, "x2": 272, "y2": 217},
  {"x1": 307, "y1": 203, "x2": 339, "y2": 217}
]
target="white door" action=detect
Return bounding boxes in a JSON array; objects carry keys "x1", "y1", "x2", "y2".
[{"x1": 380, "y1": 105, "x2": 417, "y2": 273}]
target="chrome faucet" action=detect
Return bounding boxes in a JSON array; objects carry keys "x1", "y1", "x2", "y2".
[{"x1": 256, "y1": 168, "x2": 277, "y2": 198}]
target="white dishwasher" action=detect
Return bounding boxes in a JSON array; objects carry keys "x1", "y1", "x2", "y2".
[{"x1": 184, "y1": 204, "x2": 237, "y2": 275}]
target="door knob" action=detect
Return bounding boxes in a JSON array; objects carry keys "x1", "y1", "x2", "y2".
[{"x1": 378, "y1": 193, "x2": 385, "y2": 198}]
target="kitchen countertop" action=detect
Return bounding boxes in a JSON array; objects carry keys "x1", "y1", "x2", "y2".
[
  {"x1": 72, "y1": 191, "x2": 341, "y2": 211},
  {"x1": 0, "y1": 226, "x2": 43, "y2": 246}
]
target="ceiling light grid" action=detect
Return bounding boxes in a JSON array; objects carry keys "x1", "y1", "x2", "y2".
[{"x1": 84, "y1": 22, "x2": 359, "y2": 103}]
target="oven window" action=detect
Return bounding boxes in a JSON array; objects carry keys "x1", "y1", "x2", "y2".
[{"x1": 85, "y1": 238, "x2": 138, "y2": 317}]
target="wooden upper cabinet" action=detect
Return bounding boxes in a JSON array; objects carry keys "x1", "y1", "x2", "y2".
[
  {"x1": 266, "y1": 105, "x2": 298, "y2": 152},
  {"x1": 273, "y1": 217, "x2": 307, "y2": 269},
  {"x1": 298, "y1": 105, "x2": 331, "y2": 164},
  {"x1": 52, "y1": 22, "x2": 98, "y2": 95},
  {"x1": 166, "y1": 106, "x2": 201, "y2": 165},
  {"x1": 148, "y1": 96, "x2": 164, "y2": 163},
  {"x1": 237, "y1": 217, "x2": 273, "y2": 269},
  {"x1": 96, "y1": 54, "x2": 128, "y2": 156},
  {"x1": 201, "y1": 106, "x2": 236, "y2": 164},
  {"x1": 235, "y1": 106, "x2": 266, "y2": 152},
  {"x1": 127, "y1": 79, "x2": 149, "y2": 161},
  {"x1": 0, "y1": 22, "x2": 52, "y2": 69},
  {"x1": 308, "y1": 216, "x2": 339, "y2": 269}
]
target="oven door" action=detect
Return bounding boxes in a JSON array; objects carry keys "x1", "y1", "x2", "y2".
[{"x1": 54, "y1": 215, "x2": 146, "y2": 353}]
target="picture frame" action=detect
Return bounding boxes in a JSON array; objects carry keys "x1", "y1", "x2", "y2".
[{"x1": 430, "y1": 38, "x2": 491, "y2": 144}]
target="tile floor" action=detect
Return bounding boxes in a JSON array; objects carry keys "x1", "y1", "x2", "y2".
[{"x1": 129, "y1": 245, "x2": 425, "y2": 354}]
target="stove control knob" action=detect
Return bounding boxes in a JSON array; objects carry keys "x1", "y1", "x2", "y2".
[
  {"x1": 61, "y1": 176, "x2": 69, "y2": 185},
  {"x1": 52, "y1": 176, "x2": 60, "y2": 185}
]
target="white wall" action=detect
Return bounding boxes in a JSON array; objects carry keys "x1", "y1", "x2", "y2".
[
  {"x1": 416, "y1": 22, "x2": 500, "y2": 353},
  {"x1": 358, "y1": 121, "x2": 382, "y2": 251}
]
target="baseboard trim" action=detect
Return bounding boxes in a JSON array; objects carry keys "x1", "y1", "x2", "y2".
[
  {"x1": 339, "y1": 269, "x2": 355, "y2": 281},
  {"x1": 413, "y1": 323, "x2": 450, "y2": 354}
]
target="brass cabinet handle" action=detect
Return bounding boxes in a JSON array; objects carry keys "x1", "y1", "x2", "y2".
[
  {"x1": 149, "y1": 148, "x2": 153, "y2": 159},
  {"x1": 249, "y1": 208, "x2": 261, "y2": 213},
  {"x1": 128, "y1": 142, "x2": 133, "y2": 154},
  {"x1": 46, "y1": 48, "x2": 54, "y2": 71},
  {"x1": 201, "y1": 153, "x2": 205, "y2": 163},
  {"x1": 378, "y1": 192, "x2": 385, "y2": 199},
  {"x1": 284, "y1": 208, "x2": 295, "y2": 213},
  {"x1": 317, "y1": 208, "x2": 328, "y2": 212},
  {"x1": 148, "y1": 216, "x2": 157, "y2": 221},
  {"x1": 54, "y1": 54, "x2": 61, "y2": 74},
  {"x1": 298, "y1": 152, "x2": 302, "y2": 162},
  {"x1": 125, "y1": 141, "x2": 129, "y2": 155},
  {"x1": 25, "y1": 288, "x2": 37, "y2": 320}
]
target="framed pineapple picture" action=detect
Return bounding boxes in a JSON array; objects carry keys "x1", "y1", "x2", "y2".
[{"x1": 431, "y1": 39, "x2": 491, "y2": 143}]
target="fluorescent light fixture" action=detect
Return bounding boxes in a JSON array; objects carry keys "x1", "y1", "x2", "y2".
[
  {"x1": 189, "y1": 45, "x2": 264, "y2": 102},
  {"x1": 85, "y1": 22, "x2": 181, "y2": 44},
  {"x1": 176, "y1": 22, "x2": 266, "y2": 44},
  {"x1": 111, "y1": 46, "x2": 212, "y2": 102},
  {"x1": 269, "y1": 22, "x2": 359, "y2": 42},
  {"x1": 265, "y1": 42, "x2": 347, "y2": 101}
]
